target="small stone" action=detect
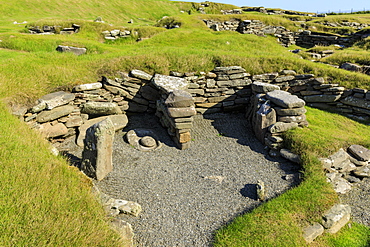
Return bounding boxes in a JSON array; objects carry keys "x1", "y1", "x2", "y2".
[
  {"x1": 139, "y1": 136, "x2": 156, "y2": 147},
  {"x1": 303, "y1": 223, "x2": 324, "y2": 243},
  {"x1": 322, "y1": 204, "x2": 351, "y2": 234},
  {"x1": 352, "y1": 165, "x2": 370, "y2": 178},
  {"x1": 348, "y1": 144, "x2": 370, "y2": 162}
]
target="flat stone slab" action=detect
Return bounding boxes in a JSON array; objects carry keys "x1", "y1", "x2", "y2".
[
  {"x1": 303, "y1": 223, "x2": 324, "y2": 243},
  {"x1": 348, "y1": 144, "x2": 370, "y2": 162},
  {"x1": 251, "y1": 81, "x2": 280, "y2": 93},
  {"x1": 304, "y1": 94, "x2": 341, "y2": 103},
  {"x1": 77, "y1": 115, "x2": 128, "y2": 147},
  {"x1": 81, "y1": 102, "x2": 122, "y2": 116},
  {"x1": 322, "y1": 204, "x2": 351, "y2": 234},
  {"x1": 56, "y1": 45, "x2": 86, "y2": 55},
  {"x1": 151, "y1": 74, "x2": 188, "y2": 93},
  {"x1": 38, "y1": 91, "x2": 75, "y2": 110},
  {"x1": 269, "y1": 122, "x2": 298, "y2": 133},
  {"x1": 165, "y1": 90, "x2": 194, "y2": 108},
  {"x1": 341, "y1": 96, "x2": 370, "y2": 110},
  {"x1": 36, "y1": 105, "x2": 75, "y2": 123},
  {"x1": 130, "y1": 69, "x2": 152, "y2": 81},
  {"x1": 266, "y1": 90, "x2": 305, "y2": 109},
  {"x1": 74, "y1": 82, "x2": 102, "y2": 92}
]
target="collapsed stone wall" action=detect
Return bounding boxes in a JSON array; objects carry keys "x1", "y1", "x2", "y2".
[{"x1": 204, "y1": 19, "x2": 370, "y2": 48}]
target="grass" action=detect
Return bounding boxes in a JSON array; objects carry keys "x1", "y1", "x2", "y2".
[{"x1": 0, "y1": 0, "x2": 369, "y2": 245}]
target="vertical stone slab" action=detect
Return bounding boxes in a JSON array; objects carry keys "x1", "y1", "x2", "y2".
[
  {"x1": 81, "y1": 118, "x2": 115, "y2": 181},
  {"x1": 252, "y1": 103, "x2": 276, "y2": 144}
]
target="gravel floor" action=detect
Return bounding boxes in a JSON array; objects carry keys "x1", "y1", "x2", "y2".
[
  {"x1": 96, "y1": 113, "x2": 301, "y2": 247},
  {"x1": 339, "y1": 177, "x2": 370, "y2": 227}
]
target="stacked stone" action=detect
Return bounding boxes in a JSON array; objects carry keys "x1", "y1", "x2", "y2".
[
  {"x1": 102, "y1": 29, "x2": 131, "y2": 40},
  {"x1": 203, "y1": 19, "x2": 240, "y2": 31},
  {"x1": 28, "y1": 23, "x2": 80, "y2": 35},
  {"x1": 322, "y1": 145, "x2": 370, "y2": 194},
  {"x1": 237, "y1": 20, "x2": 266, "y2": 36},
  {"x1": 152, "y1": 74, "x2": 195, "y2": 150},
  {"x1": 21, "y1": 69, "x2": 158, "y2": 149},
  {"x1": 220, "y1": 9, "x2": 243, "y2": 15},
  {"x1": 171, "y1": 66, "x2": 251, "y2": 115},
  {"x1": 250, "y1": 80, "x2": 307, "y2": 153}
]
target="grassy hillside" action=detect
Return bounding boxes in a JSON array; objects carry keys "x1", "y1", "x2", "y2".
[{"x1": 0, "y1": 0, "x2": 369, "y2": 246}]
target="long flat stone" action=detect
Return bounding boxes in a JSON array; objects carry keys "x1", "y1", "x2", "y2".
[
  {"x1": 341, "y1": 96, "x2": 370, "y2": 110},
  {"x1": 348, "y1": 144, "x2": 370, "y2": 162},
  {"x1": 38, "y1": 91, "x2": 75, "y2": 110},
  {"x1": 81, "y1": 102, "x2": 122, "y2": 116},
  {"x1": 151, "y1": 74, "x2": 188, "y2": 93},
  {"x1": 303, "y1": 94, "x2": 341, "y2": 103},
  {"x1": 266, "y1": 90, "x2": 305, "y2": 109},
  {"x1": 36, "y1": 105, "x2": 75, "y2": 123},
  {"x1": 251, "y1": 81, "x2": 280, "y2": 93}
]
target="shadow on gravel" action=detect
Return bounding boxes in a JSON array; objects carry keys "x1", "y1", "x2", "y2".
[{"x1": 240, "y1": 184, "x2": 258, "y2": 200}]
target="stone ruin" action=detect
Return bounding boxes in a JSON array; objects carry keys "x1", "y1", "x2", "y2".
[
  {"x1": 16, "y1": 65, "x2": 370, "y2": 244},
  {"x1": 19, "y1": 66, "x2": 370, "y2": 181},
  {"x1": 204, "y1": 19, "x2": 370, "y2": 48},
  {"x1": 27, "y1": 23, "x2": 80, "y2": 35}
]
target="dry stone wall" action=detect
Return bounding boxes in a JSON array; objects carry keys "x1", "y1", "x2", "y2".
[{"x1": 204, "y1": 19, "x2": 370, "y2": 48}]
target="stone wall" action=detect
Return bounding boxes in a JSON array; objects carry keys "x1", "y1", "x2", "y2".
[
  {"x1": 204, "y1": 19, "x2": 370, "y2": 48},
  {"x1": 21, "y1": 66, "x2": 370, "y2": 153}
]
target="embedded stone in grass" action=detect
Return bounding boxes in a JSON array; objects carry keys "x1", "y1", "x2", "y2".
[
  {"x1": 303, "y1": 223, "x2": 324, "y2": 243},
  {"x1": 322, "y1": 204, "x2": 351, "y2": 234}
]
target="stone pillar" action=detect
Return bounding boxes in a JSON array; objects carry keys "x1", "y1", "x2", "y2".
[
  {"x1": 81, "y1": 117, "x2": 115, "y2": 180},
  {"x1": 152, "y1": 74, "x2": 196, "y2": 149}
]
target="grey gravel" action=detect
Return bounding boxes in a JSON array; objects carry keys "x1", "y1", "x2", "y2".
[
  {"x1": 339, "y1": 177, "x2": 370, "y2": 227},
  {"x1": 96, "y1": 113, "x2": 301, "y2": 247}
]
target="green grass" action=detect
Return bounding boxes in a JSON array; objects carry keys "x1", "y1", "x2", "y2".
[{"x1": 0, "y1": 0, "x2": 370, "y2": 246}]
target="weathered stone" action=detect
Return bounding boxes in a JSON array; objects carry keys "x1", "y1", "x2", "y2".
[
  {"x1": 303, "y1": 223, "x2": 324, "y2": 243},
  {"x1": 151, "y1": 74, "x2": 188, "y2": 93},
  {"x1": 37, "y1": 122, "x2": 68, "y2": 138},
  {"x1": 280, "y1": 149, "x2": 300, "y2": 164},
  {"x1": 38, "y1": 91, "x2": 75, "y2": 110},
  {"x1": 216, "y1": 79, "x2": 252, "y2": 87},
  {"x1": 167, "y1": 106, "x2": 197, "y2": 118},
  {"x1": 56, "y1": 45, "x2": 86, "y2": 55},
  {"x1": 329, "y1": 148, "x2": 350, "y2": 169},
  {"x1": 275, "y1": 107, "x2": 307, "y2": 116},
  {"x1": 140, "y1": 85, "x2": 160, "y2": 101},
  {"x1": 74, "y1": 82, "x2": 103, "y2": 92},
  {"x1": 65, "y1": 116, "x2": 83, "y2": 127},
  {"x1": 36, "y1": 105, "x2": 75, "y2": 123},
  {"x1": 132, "y1": 97, "x2": 149, "y2": 106},
  {"x1": 251, "y1": 81, "x2": 280, "y2": 93},
  {"x1": 81, "y1": 102, "x2": 122, "y2": 116},
  {"x1": 77, "y1": 115, "x2": 128, "y2": 146},
  {"x1": 187, "y1": 88, "x2": 205, "y2": 95},
  {"x1": 111, "y1": 199, "x2": 142, "y2": 217},
  {"x1": 266, "y1": 90, "x2": 305, "y2": 109},
  {"x1": 129, "y1": 69, "x2": 152, "y2": 81},
  {"x1": 164, "y1": 89, "x2": 194, "y2": 108},
  {"x1": 332, "y1": 177, "x2": 352, "y2": 194},
  {"x1": 177, "y1": 131, "x2": 191, "y2": 143},
  {"x1": 340, "y1": 62, "x2": 362, "y2": 72},
  {"x1": 322, "y1": 204, "x2": 351, "y2": 234},
  {"x1": 278, "y1": 114, "x2": 306, "y2": 123},
  {"x1": 252, "y1": 73, "x2": 278, "y2": 81},
  {"x1": 126, "y1": 129, "x2": 162, "y2": 151},
  {"x1": 352, "y1": 165, "x2": 370, "y2": 178},
  {"x1": 269, "y1": 122, "x2": 298, "y2": 133},
  {"x1": 111, "y1": 219, "x2": 134, "y2": 247},
  {"x1": 274, "y1": 75, "x2": 295, "y2": 83},
  {"x1": 256, "y1": 180, "x2": 266, "y2": 201},
  {"x1": 341, "y1": 96, "x2": 370, "y2": 110},
  {"x1": 304, "y1": 94, "x2": 341, "y2": 103},
  {"x1": 81, "y1": 118, "x2": 115, "y2": 181},
  {"x1": 253, "y1": 103, "x2": 276, "y2": 143},
  {"x1": 31, "y1": 101, "x2": 47, "y2": 113}
]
